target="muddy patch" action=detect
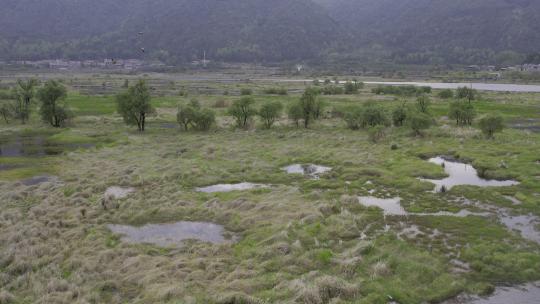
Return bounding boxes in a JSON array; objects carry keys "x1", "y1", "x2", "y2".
[
  {"x1": 283, "y1": 164, "x2": 332, "y2": 179},
  {"x1": 108, "y1": 221, "x2": 236, "y2": 247},
  {"x1": 420, "y1": 157, "x2": 519, "y2": 192},
  {"x1": 443, "y1": 282, "x2": 540, "y2": 304},
  {"x1": 196, "y1": 182, "x2": 269, "y2": 193},
  {"x1": 21, "y1": 175, "x2": 57, "y2": 186}
]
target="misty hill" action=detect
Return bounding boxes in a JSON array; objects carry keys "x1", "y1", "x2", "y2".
[
  {"x1": 1, "y1": 0, "x2": 540, "y2": 65},
  {"x1": 0, "y1": 0, "x2": 344, "y2": 62},
  {"x1": 316, "y1": 0, "x2": 540, "y2": 64}
]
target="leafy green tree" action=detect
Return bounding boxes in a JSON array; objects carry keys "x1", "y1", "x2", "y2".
[
  {"x1": 116, "y1": 80, "x2": 154, "y2": 132},
  {"x1": 258, "y1": 101, "x2": 283, "y2": 129},
  {"x1": 37, "y1": 80, "x2": 71, "y2": 127},
  {"x1": 449, "y1": 100, "x2": 476, "y2": 126},
  {"x1": 392, "y1": 101, "x2": 407, "y2": 127},
  {"x1": 229, "y1": 97, "x2": 257, "y2": 129},
  {"x1": 408, "y1": 111, "x2": 432, "y2": 136},
  {"x1": 14, "y1": 79, "x2": 39, "y2": 124},
  {"x1": 288, "y1": 103, "x2": 303, "y2": 127},
  {"x1": 438, "y1": 89, "x2": 454, "y2": 99},
  {"x1": 416, "y1": 94, "x2": 431, "y2": 113},
  {"x1": 479, "y1": 115, "x2": 504, "y2": 138}
]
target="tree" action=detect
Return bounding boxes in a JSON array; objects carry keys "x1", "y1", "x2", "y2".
[
  {"x1": 37, "y1": 80, "x2": 71, "y2": 127},
  {"x1": 449, "y1": 100, "x2": 476, "y2": 126},
  {"x1": 298, "y1": 88, "x2": 323, "y2": 128},
  {"x1": 392, "y1": 101, "x2": 407, "y2": 127},
  {"x1": 177, "y1": 99, "x2": 201, "y2": 130},
  {"x1": 116, "y1": 80, "x2": 154, "y2": 132},
  {"x1": 479, "y1": 115, "x2": 504, "y2": 138},
  {"x1": 0, "y1": 100, "x2": 16, "y2": 123},
  {"x1": 288, "y1": 103, "x2": 303, "y2": 127},
  {"x1": 408, "y1": 111, "x2": 432, "y2": 136},
  {"x1": 457, "y1": 86, "x2": 476, "y2": 102},
  {"x1": 258, "y1": 101, "x2": 283, "y2": 129},
  {"x1": 416, "y1": 94, "x2": 431, "y2": 113},
  {"x1": 229, "y1": 97, "x2": 257, "y2": 129},
  {"x1": 14, "y1": 79, "x2": 38, "y2": 124}
]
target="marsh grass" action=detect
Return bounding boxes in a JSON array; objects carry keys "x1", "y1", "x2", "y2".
[{"x1": 0, "y1": 77, "x2": 539, "y2": 303}]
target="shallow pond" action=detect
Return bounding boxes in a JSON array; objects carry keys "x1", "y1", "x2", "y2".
[
  {"x1": 0, "y1": 134, "x2": 94, "y2": 158},
  {"x1": 358, "y1": 196, "x2": 489, "y2": 218},
  {"x1": 196, "y1": 182, "x2": 269, "y2": 193},
  {"x1": 108, "y1": 221, "x2": 236, "y2": 247},
  {"x1": 283, "y1": 164, "x2": 332, "y2": 179},
  {"x1": 21, "y1": 175, "x2": 57, "y2": 186},
  {"x1": 444, "y1": 282, "x2": 540, "y2": 304},
  {"x1": 420, "y1": 157, "x2": 519, "y2": 192}
]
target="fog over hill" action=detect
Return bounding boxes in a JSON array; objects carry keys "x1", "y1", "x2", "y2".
[{"x1": 1, "y1": 0, "x2": 539, "y2": 65}]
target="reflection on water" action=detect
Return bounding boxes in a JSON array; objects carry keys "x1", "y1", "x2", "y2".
[
  {"x1": 108, "y1": 221, "x2": 236, "y2": 247},
  {"x1": 420, "y1": 157, "x2": 519, "y2": 192},
  {"x1": 196, "y1": 182, "x2": 269, "y2": 193},
  {"x1": 443, "y1": 282, "x2": 540, "y2": 304},
  {"x1": 0, "y1": 134, "x2": 94, "y2": 157},
  {"x1": 283, "y1": 164, "x2": 332, "y2": 179}
]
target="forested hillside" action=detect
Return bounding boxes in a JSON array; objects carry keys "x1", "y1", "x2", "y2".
[{"x1": 1, "y1": 0, "x2": 540, "y2": 65}]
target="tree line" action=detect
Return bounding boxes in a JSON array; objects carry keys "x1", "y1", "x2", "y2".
[{"x1": 1, "y1": 79, "x2": 506, "y2": 139}]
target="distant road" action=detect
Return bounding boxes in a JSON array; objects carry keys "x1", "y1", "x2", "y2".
[{"x1": 254, "y1": 78, "x2": 540, "y2": 92}]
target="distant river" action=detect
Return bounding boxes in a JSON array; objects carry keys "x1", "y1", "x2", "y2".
[{"x1": 363, "y1": 81, "x2": 540, "y2": 93}]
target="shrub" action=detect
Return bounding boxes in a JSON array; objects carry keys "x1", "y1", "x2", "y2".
[
  {"x1": 263, "y1": 87, "x2": 287, "y2": 95},
  {"x1": 177, "y1": 101, "x2": 199, "y2": 130},
  {"x1": 288, "y1": 103, "x2": 303, "y2": 127},
  {"x1": 372, "y1": 85, "x2": 428, "y2": 97},
  {"x1": 258, "y1": 101, "x2": 283, "y2": 129},
  {"x1": 368, "y1": 126, "x2": 386, "y2": 143},
  {"x1": 479, "y1": 114, "x2": 504, "y2": 138},
  {"x1": 38, "y1": 80, "x2": 73, "y2": 128},
  {"x1": 229, "y1": 97, "x2": 257, "y2": 128},
  {"x1": 449, "y1": 100, "x2": 476, "y2": 126},
  {"x1": 321, "y1": 86, "x2": 344, "y2": 95},
  {"x1": 0, "y1": 100, "x2": 16, "y2": 123},
  {"x1": 392, "y1": 103, "x2": 407, "y2": 127},
  {"x1": 240, "y1": 88, "x2": 252, "y2": 96},
  {"x1": 416, "y1": 94, "x2": 431, "y2": 113},
  {"x1": 193, "y1": 108, "x2": 216, "y2": 131},
  {"x1": 438, "y1": 89, "x2": 454, "y2": 99},
  {"x1": 363, "y1": 102, "x2": 389, "y2": 127},
  {"x1": 297, "y1": 88, "x2": 324, "y2": 128},
  {"x1": 343, "y1": 106, "x2": 364, "y2": 130},
  {"x1": 457, "y1": 86, "x2": 477, "y2": 101},
  {"x1": 408, "y1": 110, "x2": 433, "y2": 136},
  {"x1": 213, "y1": 99, "x2": 228, "y2": 108},
  {"x1": 344, "y1": 81, "x2": 364, "y2": 94}
]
